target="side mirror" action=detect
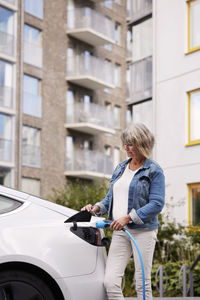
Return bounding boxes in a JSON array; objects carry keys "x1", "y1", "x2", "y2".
[{"x1": 70, "y1": 226, "x2": 110, "y2": 247}]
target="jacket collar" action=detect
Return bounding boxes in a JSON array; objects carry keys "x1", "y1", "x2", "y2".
[{"x1": 120, "y1": 157, "x2": 151, "y2": 170}]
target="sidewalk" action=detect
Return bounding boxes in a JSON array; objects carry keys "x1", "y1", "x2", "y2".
[{"x1": 126, "y1": 298, "x2": 200, "y2": 300}]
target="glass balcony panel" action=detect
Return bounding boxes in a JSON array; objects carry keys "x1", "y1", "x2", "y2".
[
  {"x1": 67, "y1": 7, "x2": 115, "y2": 44},
  {"x1": 66, "y1": 102, "x2": 115, "y2": 129},
  {"x1": 130, "y1": 56, "x2": 152, "y2": 103},
  {"x1": 66, "y1": 53, "x2": 115, "y2": 88},
  {"x1": 22, "y1": 144, "x2": 40, "y2": 167},
  {"x1": 130, "y1": 0, "x2": 152, "y2": 22},
  {"x1": 0, "y1": 85, "x2": 13, "y2": 109},
  {"x1": 0, "y1": 139, "x2": 12, "y2": 162},
  {"x1": 24, "y1": 41, "x2": 42, "y2": 68},
  {"x1": 66, "y1": 149, "x2": 113, "y2": 176},
  {"x1": 4, "y1": 0, "x2": 17, "y2": 5},
  {"x1": 23, "y1": 92, "x2": 42, "y2": 117},
  {"x1": 0, "y1": 31, "x2": 15, "y2": 57}
]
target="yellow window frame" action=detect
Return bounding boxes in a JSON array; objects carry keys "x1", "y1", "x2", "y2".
[
  {"x1": 188, "y1": 183, "x2": 200, "y2": 228},
  {"x1": 186, "y1": 0, "x2": 200, "y2": 54},
  {"x1": 186, "y1": 88, "x2": 200, "y2": 147}
]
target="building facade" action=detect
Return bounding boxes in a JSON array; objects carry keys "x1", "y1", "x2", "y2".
[
  {"x1": 0, "y1": 0, "x2": 128, "y2": 198},
  {"x1": 127, "y1": 0, "x2": 200, "y2": 227}
]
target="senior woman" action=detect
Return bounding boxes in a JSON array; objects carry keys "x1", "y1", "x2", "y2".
[{"x1": 82, "y1": 123, "x2": 165, "y2": 300}]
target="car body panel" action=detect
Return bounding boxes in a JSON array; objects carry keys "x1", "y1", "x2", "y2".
[{"x1": 0, "y1": 185, "x2": 107, "y2": 300}]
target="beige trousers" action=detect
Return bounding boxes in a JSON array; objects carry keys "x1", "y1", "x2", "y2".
[{"x1": 104, "y1": 229, "x2": 157, "y2": 300}]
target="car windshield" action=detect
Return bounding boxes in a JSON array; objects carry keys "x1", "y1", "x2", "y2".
[{"x1": 0, "y1": 196, "x2": 22, "y2": 214}]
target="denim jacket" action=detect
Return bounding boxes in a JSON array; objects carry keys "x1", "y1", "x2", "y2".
[{"x1": 96, "y1": 158, "x2": 165, "y2": 230}]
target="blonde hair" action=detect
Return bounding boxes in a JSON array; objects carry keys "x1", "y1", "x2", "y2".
[{"x1": 121, "y1": 123, "x2": 155, "y2": 158}]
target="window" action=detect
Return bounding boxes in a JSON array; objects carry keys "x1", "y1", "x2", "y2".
[
  {"x1": 104, "y1": 145, "x2": 111, "y2": 156},
  {"x1": 114, "y1": 105, "x2": 121, "y2": 128},
  {"x1": 67, "y1": 47, "x2": 75, "y2": 76},
  {"x1": 67, "y1": 0, "x2": 75, "y2": 29},
  {"x1": 66, "y1": 90, "x2": 75, "y2": 123},
  {"x1": 132, "y1": 101, "x2": 153, "y2": 132},
  {"x1": 114, "y1": 63, "x2": 121, "y2": 87},
  {"x1": 24, "y1": 0, "x2": 44, "y2": 19},
  {"x1": 21, "y1": 177, "x2": 40, "y2": 197},
  {"x1": 0, "y1": 7, "x2": 14, "y2": 57},
  {"x1": 23, "y1": 74, "x2": 41, "y2": 117},
  {"x1": 188, "y1": 183, "x2": 200, "y2": 226},
  {"x1": 114, "y1": 22, "x2": 121, "y2": 45},
  {"x1": 0, "y1": 196, "x2": 22, "y2": 214},
  {"x1": 132, "y1": 18, "x2": 152, "y2": 62},
  {"x1": 0, "y1": 167, "x2": 12, "y2": 187},
  {"x1": 0, "y1": 60, "x2": 13, "y2": 108},
  {"x1": 127, "y1": 29, "x2": 132, "y2": 58},
  {"x1": 0, "y1": 113, "x2": 12, "y2": 162},
  {"x1": 113, "y1": 147, "x2": 120, "y2": 168},
  {"x1": 22, "y1": 126, "x2": 40, "y2": 167},
  {"x1": 104, "y1": 0, "x2": 112, "y2": 9},
  {"x1": 24, "y1": 24, "x2": 42, "y2": 68},
  {"x1": 66, "y1": 136, "x2": 74, "y2": 170},
  {"x1": 126, "y1": 108, "x2": 132, "y2": 126},
  {"x1": 187, "y1": 89, "x2": 200, "y2": 145},
  {"x1": 187, "y1": 0, "x2": 200, "y2": 53}
]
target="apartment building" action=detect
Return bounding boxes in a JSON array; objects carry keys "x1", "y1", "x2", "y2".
[
  {"x1": 0, "y1": 0, "x2": 128, "y2": 198},
  {"x1": 127, "y1": 0, "x2": 200, "y2": 227}
]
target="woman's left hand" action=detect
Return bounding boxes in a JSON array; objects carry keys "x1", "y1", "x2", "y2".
[{"x1": 110, "y1": 215, "x2": 131, "y2": 231}]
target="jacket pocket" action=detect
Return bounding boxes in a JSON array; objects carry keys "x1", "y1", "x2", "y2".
[{"x1": 137, "y1": 176, "x2": 150, "y2": 206}]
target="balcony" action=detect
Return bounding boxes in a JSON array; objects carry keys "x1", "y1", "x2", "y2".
[
  {"x1": 24, "y1": 41, "x2": 42, "y2": 68},
  {"x1": 66, "y1": 54, "x2": 115, "y2": 90},
  {"x1": 0, "y1": 31, "x2": 15, "y2": 58},
  {"x1": 129, "y1": 56, "x2": 152, "y2": 104},
  {"x1": 23, "y1": 92, "x2": 42, "y2": 118},
  {"x1": 0, "y1": 139, "x2": 13, "y2": 163},
  {"x1": 3, "y1": 0, "x2": 17, "y2": 5},
  {"x1": 128, "y1": 0, "x2": 152, "y2": 25},
  {"x1": 22, "y1": 144, "x2": 40, "y2": 168},
  {"x1": 0, "y1": 85, "x2": 13, "y2": 109},
  {"x1": 66, "y1": 7, "x2": 115, "y2": 46},
  {"x1": 65, "y1": 149, "x2": 113, "y2": 180},
  {"x1": 65, "y1": 102, "x2": 115, "y2": 135}
]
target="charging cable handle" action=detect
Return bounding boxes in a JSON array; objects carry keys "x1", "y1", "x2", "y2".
[
  {"x1": 96, "y1": 220, "x2": 112, "y2": 229},
  {"x1": 123, "y1": 228, "x2": 146, "y2": 300}
]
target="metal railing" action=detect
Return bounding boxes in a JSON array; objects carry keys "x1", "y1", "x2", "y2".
[
  {"x1": 0, "y1": 139, "x2": 13, "y2": 162},
  {"x1": 0, "y1": 85, "x2": 13, "y2": 109},
  {"x1": 66, "y1": 102, "x2": 115, "y2": 129},
  {"x1": 24, "y1": 41, "x2": 42, "y2": 68},
  {"x1": 22, "y1": 144, "x2": 41, "y2": 167},
  {"x1": 67, "y1": 7, "x2": 115, "y2": 42},
  {"x1": 130, "y1": 56, "x2": 152, "y2": 103},
  {"x1": 66, "y1": 149, "x2": 113, "y2": 176},
  {"x1": 66, "y1": 53, "x2": 115, "y2": 86},
  {"x1": 128, "y1": 0, "x2": 152, "y2": 23},
  {"x1": 23, "y1": 92, "x2": 42, "y2": 117},
  {"x1": 155, "y1": 255, "x2": 200, "y2": 297},
  {"x1": 0, "y1": 31, "x2": 15, "y2": 57}
]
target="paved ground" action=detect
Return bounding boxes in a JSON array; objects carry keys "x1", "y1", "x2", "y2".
[{"x1": 126, "y1": 298, "x2": 200, "y2": 300}]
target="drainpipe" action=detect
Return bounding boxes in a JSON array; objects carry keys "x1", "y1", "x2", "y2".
[{"x1": 18, "y1": 0, "x2": 24, "y2": 189}]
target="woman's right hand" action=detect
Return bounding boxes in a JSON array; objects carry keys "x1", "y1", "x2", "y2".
[{"x1": 81, "y1": 204, "x2": 100, "y2": 214}]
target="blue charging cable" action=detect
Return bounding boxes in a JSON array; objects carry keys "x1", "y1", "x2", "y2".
[{"x1": 96, "y1": 220, "x2": 146, "y2": 300}]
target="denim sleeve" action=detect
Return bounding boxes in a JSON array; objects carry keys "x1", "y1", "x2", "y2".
[{"x1": 136, "y1": 170, "x2": 165, "y2": 222}]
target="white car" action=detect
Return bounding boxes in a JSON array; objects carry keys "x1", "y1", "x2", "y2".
[{"x1": 0, "y1": 185, "x2": 108, "y2": 300}]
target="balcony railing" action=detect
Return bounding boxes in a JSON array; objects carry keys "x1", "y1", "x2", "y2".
[
  {"x1": 22, "y1": 144, "x2": 40, "y2": 167},
  {"x1": 24, "y1": 41, "x2": 42, "y2": 68},
  {"x1": 66, "y1": 53, "x2": 115, "y2": 89},
  {"x1": 23, "y1": 92, "x2": 42, "y2": 118},
  {"x1": 66, "y1": 102, "x2": 115, "y2": 134},
  {"x1": 129, "y1": 0, "x2": 152, "y2": 23},
  {"x1": 130, "y1": 56, "x2": 152, "y2": 104},
  {"x1": 0, "y1": 139, "x2": 12, "y2": 162},
  {"x1": 67, "y1": 7, "x2": 115, "y2": 45},
  {"x1": 0, "y1": 85, "x2": 13, "y2": 109},
  {"x1": 0, "y1": 31, "x2": 15, "y2": 57},
  {"x1": 66, "y1": 149, "x2": 113, "y2": 179}
]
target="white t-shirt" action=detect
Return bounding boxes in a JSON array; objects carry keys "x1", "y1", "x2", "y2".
[{"x1": 112, "y1": 164, "x2": 139, "y2": 220}]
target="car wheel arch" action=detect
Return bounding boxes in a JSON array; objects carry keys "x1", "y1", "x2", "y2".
[{"x1": 0, "y1": 261, "x2": 65, "y2": 300}]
